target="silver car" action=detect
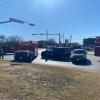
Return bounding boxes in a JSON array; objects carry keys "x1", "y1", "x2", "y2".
[{"x1": 71, "y1": 49, "x2": 87, "y2": 64}]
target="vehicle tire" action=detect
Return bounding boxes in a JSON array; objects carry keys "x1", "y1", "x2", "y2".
[
  {"x1": 41, "y1": 51, "x2": 46, "y2": 59},
  {"x1": 62, "y1": 56, "x2": 67, "y2": 61},
  {"x1": 14, "y1": 57, "x2": 18, "y2": 61},
  {"x1": 83, "y1": 59, "x2": 87, "y2": 64},
  {"x1": 64, "y1": 56, "x2": 70, "y2": 62},
  {"x1": 71, "y1": 59, "x2": 76, "y2": 64}
]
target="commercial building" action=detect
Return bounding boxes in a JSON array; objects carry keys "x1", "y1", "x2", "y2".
[{"x1": 95, "y1": 36, "x2": 100, "y2": 56}]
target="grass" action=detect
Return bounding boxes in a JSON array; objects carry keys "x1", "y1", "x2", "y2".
[{"x1": 0, "y1": 60, "x2": 100, "y2": 100}]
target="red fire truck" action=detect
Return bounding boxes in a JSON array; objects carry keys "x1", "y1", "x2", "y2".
[
  {"x1": 14, "y1": 41, "x2": 38, "y2": 62},
  {"x1": 95, "y1": 37, "x2": 100, "y2": 56}
]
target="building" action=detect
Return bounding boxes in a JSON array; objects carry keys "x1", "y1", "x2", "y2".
[
  {"x1": 83, "y1": 38, "x2": 95, "y2": 46},
  {"x1": 83, "y1": 38, "x2": 95, "y2": 50},
  {"x1": 37, "y1": 40, "x2": 47, "y2": 48},
  {"x1": 95, "y1": 36, "x2": 100, "y2": 56}
]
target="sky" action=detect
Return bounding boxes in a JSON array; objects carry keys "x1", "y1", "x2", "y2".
[{"x1": 0, "y1": 0, "x2": 100, "y2": 43}]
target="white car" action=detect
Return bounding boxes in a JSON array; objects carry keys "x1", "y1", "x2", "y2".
[{"x1": 71, "y1": 49, "x2": 87, "y2": 64}]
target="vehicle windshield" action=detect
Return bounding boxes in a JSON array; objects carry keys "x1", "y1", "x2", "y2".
[
  {"x1": 53, "y1": 48, "x2": 70, "y2": 52},
  {"x1": 16, "y1": 46, "x2": 34, "y2": 51},
  {"x1": 73, "y1": 50, "x2": 85, "y2": 54}
]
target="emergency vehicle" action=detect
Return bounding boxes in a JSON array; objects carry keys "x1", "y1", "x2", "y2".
[{"x1": 14, "y1": 41, "x2": 38, "y2": 62}]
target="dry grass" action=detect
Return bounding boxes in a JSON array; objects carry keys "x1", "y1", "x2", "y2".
[{"x1": 0, "y1": 60, "x2": 100, "y2": 100}]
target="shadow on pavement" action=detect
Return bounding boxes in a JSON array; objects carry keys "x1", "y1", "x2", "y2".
[
  {"x1": 10, "y1": 63, "x2": 22, "y2": 66},
  {"x1": 72, "y1": 59, "x2": 92, "y2": 66},
  {"x1": 41, "y1": 58, "x2": 70, "y2": 62},
  {"x1": 10, "y1": 60, "x2": 32, "y2": 63},
  {"x1": 10, "y1": 56, "x2": 38, "y2": 63}
]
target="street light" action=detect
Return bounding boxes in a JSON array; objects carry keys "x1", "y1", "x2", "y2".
[
  {"x1": 0, "y1": 21, "x2": 11, "y2": 24},
  {"x1": 29, "y1": 23, "x2": 36, "y2": 26},
  {"x1": 0, "y1": 18, "x2": 36, "y2": 26},
  {"x1": 9, "y1": 18, "x2": 36, "y2": 26},
  {"x1": 9, "y1": 18, "x2": 24, "y2": 24}
]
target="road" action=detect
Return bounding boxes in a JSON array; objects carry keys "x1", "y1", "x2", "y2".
[{"x1": 2, "y1": 49, "x2": 100, "y2": 72}]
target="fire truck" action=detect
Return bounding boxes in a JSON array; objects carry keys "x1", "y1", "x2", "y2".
[
  {"x1": 95, "y1": 37, "x2": 100, "y2": 56},
  {"x1": 14, "y1": 41, "x2": 38, "y2": 62}
]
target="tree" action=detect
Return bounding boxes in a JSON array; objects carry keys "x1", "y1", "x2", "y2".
[
  {"x1": 0, "y1": 35, "x2": 5, "y2": 44},
  {"x1": 6, "y1": 35, "x2": 23, "y2": 43}
]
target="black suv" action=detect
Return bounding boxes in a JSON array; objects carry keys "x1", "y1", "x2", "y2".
[
  {"x1": 70, "y1": 49, "x2": 86, "y2": 64},
  {"x1": 41, "y1": 47, "x2": 71, "y2": 61}
]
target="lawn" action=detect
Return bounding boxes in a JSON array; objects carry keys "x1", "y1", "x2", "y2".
[{"x1": 0, "y1": 60, "x2": 100, "y2": 100}]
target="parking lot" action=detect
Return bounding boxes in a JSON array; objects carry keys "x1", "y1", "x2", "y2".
[{"x1": 2, "y1": 49, "x2": 100, "y2": 72}]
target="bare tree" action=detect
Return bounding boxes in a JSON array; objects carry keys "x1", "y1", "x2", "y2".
[
  {"x1": 0, "y1": 35, "x2": 5, "y2": 44},
  {"x1": 6, "y1": 35, "x2": 23, "y2": 43}
]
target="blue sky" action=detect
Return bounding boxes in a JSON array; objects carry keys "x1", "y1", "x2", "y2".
[{"x1": 0, "y1": 0, "x2": 100, "y2": 43}]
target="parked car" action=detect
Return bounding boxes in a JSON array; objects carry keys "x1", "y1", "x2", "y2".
[
  {"x1": 41, "y1": 47, "x2": 71, "y2": 61},
  {"x1": 41, "y1": 48, "x2": 54, "y2": 60},
  {"x1": 71, "y1": 45, "x2": 82, "y2": 51},
  {"x1": 70, "y1": 49, "x2": 87, "y2": 64}
]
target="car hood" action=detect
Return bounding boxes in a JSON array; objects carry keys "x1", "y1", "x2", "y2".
[
  {"x1": 71, "y1": 54, "x2": 86, "y2": 58},
  {"x1": 15, "y1": 50, "x2": 30, "y2": 53}
]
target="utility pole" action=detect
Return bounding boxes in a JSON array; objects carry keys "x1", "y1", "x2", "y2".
[
  {"x1": 69, "y1": 35, "x2": 72, "y2": 47},
  {"x1": 69, "y1": 35, "x2": 72, "y2": 44},
  {"x1": 57, "y1": 32, "x2": 62, "y2": 45},
  {"x1": 46, "y1": 30, "x2": 48, "y2": 41},
  {"x1": 63, "y1": 33, "x2": 65, "y2": 43},
  {"x1": 58, "y1": 33, "x2": 61, "y2": 46},
  {"x1": 46, "y1": 30, "x2": 48, "y2": 48}
]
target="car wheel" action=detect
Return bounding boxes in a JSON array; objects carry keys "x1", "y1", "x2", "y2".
[
  {"x1": 14, "y1": 57, "x2": 18, "y2": 61},
  {"x1": 72, "y1": 59, "x2": 77, "y2": 64},
  {"x1": 41, "y1": 52, "x2": 46, "y2": 59}
]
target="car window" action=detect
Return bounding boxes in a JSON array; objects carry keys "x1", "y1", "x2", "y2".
[{"x1": 73, "y1": 50, "x2": 85, "y2": 54}]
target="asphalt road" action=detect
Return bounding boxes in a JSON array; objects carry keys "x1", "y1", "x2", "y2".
[{"x1": 2, "y1": 49, "x2": 100, "y2": 72}]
